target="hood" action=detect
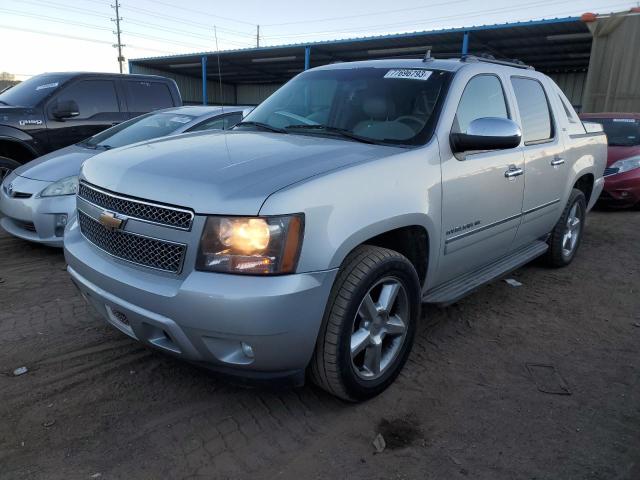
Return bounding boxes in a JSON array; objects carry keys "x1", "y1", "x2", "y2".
[
  {"x1": 15, "y1": 144, "x2": 98, "y2": 182},
  {"x1": 81, "y1": 130, "x2": 402, "y2": 215},
  {"x1": 606, "y1": 145, "x2": 640, "y2": 166}
]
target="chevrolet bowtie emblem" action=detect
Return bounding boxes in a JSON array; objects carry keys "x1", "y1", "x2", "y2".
[{"x1": 99, "y1": 211, "x2": 126, "y2": 232}]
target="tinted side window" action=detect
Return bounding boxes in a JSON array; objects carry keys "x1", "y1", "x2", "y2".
[
  {"x1": 54, "y1": 80, "x2": 119, "y2": 119},
  {"x1": 125, "y1": 81, "x2": 174, "y2": 113},
  {"x1": 188, "y1": 112, "x2": 243, "y2": 132},
  {"x1": 454, "y1": 75, "x2": 508, "y2": 133},
  {"x1": 511, "y1": 77, "x2": 553, "y2": 144}
]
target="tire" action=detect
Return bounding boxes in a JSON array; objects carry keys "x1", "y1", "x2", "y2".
[
  {"x1": 310, "y1": 245, "x2": 421, "y2": 402},
  {"x1": 544, "y1": 188, "x2": 587, "y2": 268},
  {"x1": 0, "y1": 156, "x2": 20, "y2": 184}
]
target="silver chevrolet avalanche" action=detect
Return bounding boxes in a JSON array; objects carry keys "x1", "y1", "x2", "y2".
[{"x1": 60, "y1": 57, "x2": 606, "y2": 401}]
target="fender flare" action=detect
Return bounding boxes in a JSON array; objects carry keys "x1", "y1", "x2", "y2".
[
  {"x1": 328, "y1": 212, "x2": 438, "y2": 285},
  {"x1": 0, "y1": 126, "x2": 40, "y2": 161}
]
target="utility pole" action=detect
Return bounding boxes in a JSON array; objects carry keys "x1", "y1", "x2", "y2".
[
  {"x1": 256, "y1": 25, "x2": 260, "y2": 48},
  {"x1": 111, "y1": 2, "x2": 125, "y2": 73}
]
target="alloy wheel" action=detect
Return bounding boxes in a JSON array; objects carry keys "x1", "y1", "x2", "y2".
[
  {"x1": 350, "y1": 277, "x2": 409, "y2": 380},
  {"x1": 562, "y1": 202, "x2": 582, "y2": 257}
]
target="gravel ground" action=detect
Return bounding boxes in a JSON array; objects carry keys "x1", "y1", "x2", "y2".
[{"x1": 0, "y1": 209, "x2": 638, "y2": 480}]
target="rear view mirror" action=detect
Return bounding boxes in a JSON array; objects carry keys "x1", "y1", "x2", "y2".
[
  {"x1": 52, "y1": 100, "x2": 80, "y2": 120},
  {"x1": 450, "y1": 117, "x2": 522, "y2": 154}
]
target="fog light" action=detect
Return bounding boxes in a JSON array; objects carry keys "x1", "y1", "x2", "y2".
[
  {"x1": 241, "y1": 342, "x2": 255, "y2": 359},
  {"x1": 54, "y1": 214, "x2": 68, "y2": 237}
]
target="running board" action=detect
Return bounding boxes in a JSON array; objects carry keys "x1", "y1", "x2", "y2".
[{"x1": 423, "y1": 241, "x2": 549, "y2": 306}]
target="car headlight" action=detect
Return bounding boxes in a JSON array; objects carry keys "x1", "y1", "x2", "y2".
[
  {"x1": 609, "y1": 155, "x2": 640, "y2": 174},
  {"x1": 196, "y1": 214, "x2": 304, "y2": 275},
  {"x1": 40, "y1": 175, "x2": 79, "y2": 197}
]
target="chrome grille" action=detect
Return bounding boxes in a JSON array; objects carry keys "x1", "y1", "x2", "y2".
[
  {"x1": 78, "y1": 182, "x2": 194, "y2": 230},
  {"x1": 603, "y1": 167, "x2": 619, "y2": 177},
  {"x1": 78, "y1": 211, "x2": 186, "y2": 273}
]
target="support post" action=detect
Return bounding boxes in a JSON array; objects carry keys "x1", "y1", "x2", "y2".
[
  {"x1": 201, "y1": 56, "x2": 207, "y2": 105},
  {"x1": 304, "y1": 46, "x2": 311, "y2": 70},
  {"x1": 462, "y1": 31, "x2": 470, "y2": 55}
]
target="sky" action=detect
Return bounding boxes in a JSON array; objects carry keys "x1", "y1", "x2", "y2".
[{"x1": 0, "y1": 0, "x2": 633, "y2": 80}]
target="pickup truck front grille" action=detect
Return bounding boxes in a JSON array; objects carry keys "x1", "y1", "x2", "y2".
[
  {"x1": 78, "y1": 182, "x2": 194, "y2": 230},
  {"x1": 78, "y1": 211, "x2": 186, "y2": 274}
]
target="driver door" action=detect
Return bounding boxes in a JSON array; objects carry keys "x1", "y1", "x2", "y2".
[
  {"x1": 434, "y1": 74, "x2": 525, "y2": 285},
  {"x1": 46, "y1": 78, "x2": 125, "y2": 150}
]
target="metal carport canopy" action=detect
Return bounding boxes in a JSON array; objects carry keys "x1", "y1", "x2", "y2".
[{"x1": 130, "y1": 16, "x2": 592, "y2": 86}]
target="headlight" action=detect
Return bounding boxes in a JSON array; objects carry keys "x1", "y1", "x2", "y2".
[
  {"x1": 40, "y1": 175, "x2": 79, "y2": 197},
  {"x1": 196, "y1": 214, "x2": 304, "y2": 275},
  {"x1": 609, "y1": 155, "x2": 640, "y2": 174}
]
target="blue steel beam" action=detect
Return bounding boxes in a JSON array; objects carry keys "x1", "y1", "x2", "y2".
[
  {"x1": 201, "y1": 55, "x2": 207, "y2": 105},
  {"x1": 304, "y1": 46, "x2": 311, "y2": 70},
  {"x1": 462, "y1": 31, "x2": 470, "y2": 54}
]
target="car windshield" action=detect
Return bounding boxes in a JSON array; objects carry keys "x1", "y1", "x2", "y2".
[
  {"x1": 0, "y1": 74, "x2": 68, "y2": 107},
  {"x1": 239, "y1": 67, "x2": 451, "y2": 146},
  {"x1": 81, "y1": 112, "x2": 197, "y2": 149},
  {"x1": 587, "y1": 118, "x2": 640, "y2": 147}
]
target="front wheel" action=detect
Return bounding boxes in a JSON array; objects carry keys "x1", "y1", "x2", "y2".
[
  {"x1": 310, "y1": 245, "x2": 421, "y2": 402},
  {"x1": 0, "y1": 156, "x2": 20, "y2": 183},
  {"x1": 545, "y1": 188, "x2": 586, "y2": 267}
]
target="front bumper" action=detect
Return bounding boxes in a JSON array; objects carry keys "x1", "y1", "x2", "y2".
[
  {"x1": 0, "y1": 174, "x2": 75, "y2": 247},
  {"x1": 598, "y1": 169, "x2": 640, "y2": 207},
  {"x1": 64, "y1": 220, "x2": 338, "y2": 380}
]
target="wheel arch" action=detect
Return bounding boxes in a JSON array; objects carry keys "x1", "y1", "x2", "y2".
[
  {"x1": 0, "y1": 136, "x2": 39, "y2": 164},
  {"x1": 329, "y1": 214, "x2": 435, "y2": 289}
]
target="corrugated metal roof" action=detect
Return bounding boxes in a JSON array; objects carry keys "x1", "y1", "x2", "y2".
[{"x1": 130, "y1": 15, "x2": 592, "y2": 83}]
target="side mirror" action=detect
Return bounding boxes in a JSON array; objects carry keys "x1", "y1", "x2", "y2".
[
  {"x1": 52, "y1": 100, "x2": 80, "y2": 120},
  {"x1": 450, "y1": 117, "x2": 522, "y2": 154}
]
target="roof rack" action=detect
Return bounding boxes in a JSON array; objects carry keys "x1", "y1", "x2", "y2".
[{"x1": 460, "y1": 54, "x2": 535, "y2": 70}]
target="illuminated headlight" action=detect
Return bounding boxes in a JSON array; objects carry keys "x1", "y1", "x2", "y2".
[
  {"x1": 40, "y1": 175, "x2": 79, "y2": 197},
  {"x1": 196, "y1": 215, "x2": 304, "y2": 275},
  {"x1": 609, "y1": 156, "x2": 640, "y2": 174}
]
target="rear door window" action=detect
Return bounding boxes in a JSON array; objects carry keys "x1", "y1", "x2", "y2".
[
  {"x1": 453, "y1": 75, "x2": 509, "y2": 133},
  {"x1": 511, "y1": 77, "x2": 554, "y2": 144},
  {"x1": 53, "y1": 79, "x2": 120, "y2": 119},
  {"x1": 124, "y1": 81, "x2": 175, "y2": 115},
  {"x1": 557, "y1": 90, "x2": 586, "y2": 135}
]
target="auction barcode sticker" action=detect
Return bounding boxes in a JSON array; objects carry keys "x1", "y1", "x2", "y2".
[{"x1": 384, "y1": 69, "x2": 432, "y2": 81}]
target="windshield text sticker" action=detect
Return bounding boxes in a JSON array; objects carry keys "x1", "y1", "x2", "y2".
[
  {"x1": 35, "y1": 82, "x2": 59, "y2": 91},
  {"x1": 170, "y1": 116, "x2": 192, "y2": 124},
  {"x1": 612, "y1": 118, "x2": 636, "y2": 123},
  {"x1": 384, "y1": 69, "x2": 432, "y2": 81}
]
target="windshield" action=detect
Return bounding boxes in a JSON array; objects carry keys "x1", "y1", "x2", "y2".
[
  {"x1": 82, "y1": 112, "x2": 196, "y2": 149},
  {"x1": 587, "y1": 118, "x2": 640, "y2": 147},
  {"x1": 0, "y1": 74, "x2": 68, "y2": 107},
  {"x1": 240, "y1": 67, "x2": 450, "y2": 146}
]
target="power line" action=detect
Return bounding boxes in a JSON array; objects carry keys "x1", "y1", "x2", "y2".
[
  {"x1": 261, "y1": 0, "x2": 580, "y2": 40},
  {"x1": 9, "y1": 0, "x2": 256, "y2": 45},
  {"x1": 0, "y1": 7, "x2": 112, "y2": 31},
  {"x1": 138, "y1": 0, "x2": 257, "y2": 26},
  {"x1": 0, "y1": 24, "x2": 176, "y2": 55},
  {"x1": 262, "y1": 0, "x2": 472, "y2": 27},
  {"x1": 118, "y1": 2, "x2": 256, "y2": 38}
]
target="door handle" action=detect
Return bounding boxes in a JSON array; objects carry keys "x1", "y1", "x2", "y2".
[
  {"x1": 551, "y1": 157, "x2": 565, "y2": 166},
  {"x1": 504, "y1": 166, "x2": 524, "y2": 178}
]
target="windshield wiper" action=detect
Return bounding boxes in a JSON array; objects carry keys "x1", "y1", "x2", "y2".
[
  {"x1": 234, "y1": 121, "x2": 287, "y2": 134},
  {"x1": 0, "y1": 100, "x2": 10, "y2": 106},
  {"x1": 284, "y1": 124, "x2": 384, "y2": 145}
]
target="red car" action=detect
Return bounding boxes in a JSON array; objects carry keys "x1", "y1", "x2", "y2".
[{"x1": 580, "y1": 113, "x2": 640, "y2": 208}]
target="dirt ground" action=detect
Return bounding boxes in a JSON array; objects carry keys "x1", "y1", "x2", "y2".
[{"x1": 0, "y1": 209, "x2": 639, "y2": 480}]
